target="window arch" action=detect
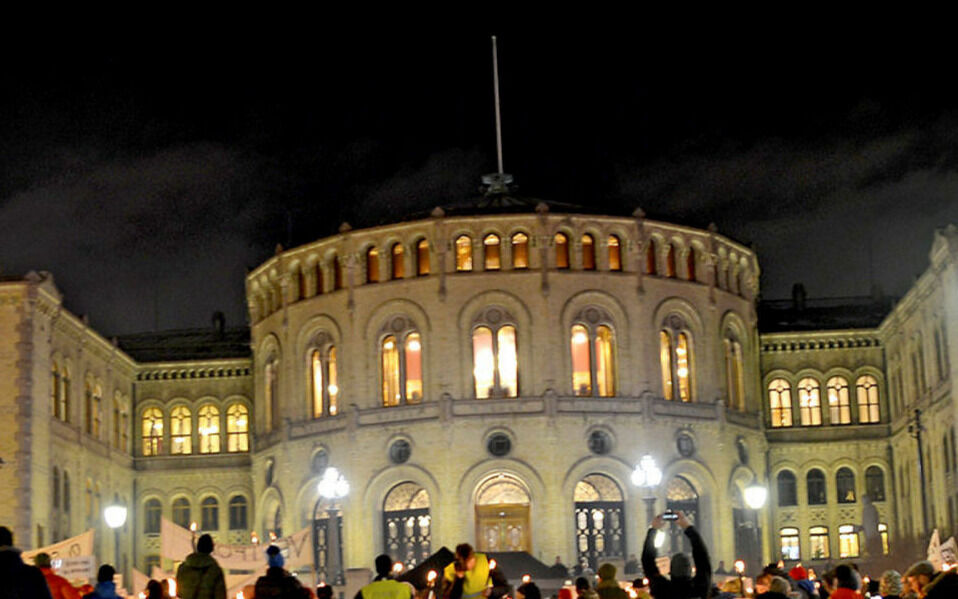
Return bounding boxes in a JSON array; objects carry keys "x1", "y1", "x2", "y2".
[
  {"x1": 659, "y1": 316, "x2": 692, "y2": 402},
  {"x1": 645, "y1": 240, "x2": 657, "y2": 275},
  {"x1": 555, "y1": 232, "x2": 570, "y2": 269},
  {"x1": 455, "y1": 235, "x2": 473, "y2": 271},
  {"x1": 381, "y1": 318, "x2": 423, "y2": 406},
  {"x1": 665, "y1": 244, "x2": 676, "y2": 278},
  {"x1": 229, "y1": 495, "x2": 249, "y2": 530},
  {"x1": 473, "y1": 312, "x2": 518, "y2": 399},
  {"x1": 332, "y1": 254, "x2": 344, "y2": 290},
  {"x1": 172, "y1": 497, "x2": 191, "y2": 529},
  {"x1": 827, "y1": 376, "x2": 851, "y2": 424},
  {"x1": 865, "y1": 466, "x2": 885, "y2": 501},
  {"x1": 581, "y1": 234, "x2": 596, "y2": 270},
  {"x1": 686, "y1": 247, "x2": 696, "y2": 281},
  {"x1": 511, "y1": 233, "x2": 529, "y2": 269},
  {"x1": 608, "y1": 235, "x2": 622, "y2": 271},
  {"x1": 797, "y1": 377, "x2": 822, "y2": 426},
  {"x1": 201, "y1": 497, "x2": 219, "y2": 531},
  {"x1": 391, "y1": 243, "x2": 405, "y2": 279},
  {"x1": 571, "y1": 311, "x2": 616, "y2": 397},
  {"x1": 142, "y1": 407, "x2": 163, "y2": 456},
  {"x1": 780, "y1": 528, "x2": 800, "y2": 560},
  {"x1": 383, "y1": 482, "x2": 432, "y2": 568},
  {"x1": 170, "y1": 406, "x2": 192, "y2": 454},
  {"x1": 61, "y1": 367, "x2": 71, "y2": 423},
  {"x1": 416, "y1": 239, "x2": 430, "y2": 276},
  {"x1": 144, "y1": 498, "x2": 162, "y2": 534},
  {"x1": 807, "y1": 469, "x2": 827, "y2": 505},
  {"x1": 226, "y1": 403, "x2": 249, "y2": 452},
  {"x1": 366, "y1": 247, "x2": 380, "y2": 283},
  {"x1": 856, "y1": 375, "x2": 880, "y2": 423},
  {"x1": 92, "y1": 383, "x2": 102, "y2": 439},
  {"x1": 198, "y1": 404, "x2": 220, "y2": 454},
  {"x1": 112, "y1": 395, "x2": 122, "y2": 448},
  {"x1": 836, "y1": 467, "x2": 856, "y2": 503},
  {"x1": 51, "y1": 362, "x2": 61, "y2": 419},
  {"x1": 310, "y1": 341, "x2": 339, "y2": 419},
  {"x1": 777, "y1": 471, "x2": 797, "y2": 506},
  {"x1": 768, "y1": 378, "x2": 793, "y2": 427},
  {"x1": 724, "y1": 337, "x2": 745, "y2": 410},
  {"x1": 264, "y1": 354, "x2": 280, "y2": 431},
  {"x1": 484, "y1": 234, "x2": 501, "y2": 270}
]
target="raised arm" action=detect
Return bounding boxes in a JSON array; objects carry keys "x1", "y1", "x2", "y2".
[{"x1": 641, "y1": 514, "x2": 664, "y2": 578}]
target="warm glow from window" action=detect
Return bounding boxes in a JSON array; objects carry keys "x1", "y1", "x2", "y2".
[
  {"x1": 312, "y1": 349, "x2": 324, "y2": 418},
  {"x1": 827, "y1": 376, "x2": 851, "y2": 424},
  {"x1": 677, "y1": 333, "x2": 691, "y2": 401},
  {"x1": 392, "y1": 243, "x2": 404, "y2": 279},
  {"x1": 608, "y1": 235, "x2": 621, "y2": 271},
  {"x1": 839, "y1": 524, "x2": 859, "y2": 558},
  {"x1": 484, "y1": 234, "x2": 501, "y2": 270},
  {"x1": 142, "y1": 407, "x2": 163, "y2": 456},
  {"x1": 856, "y1": 375, "x2": 880, "y2": 423},
  {"x1": 497, "y1": 326, "x2": 518, "y2": 397},
  {"x1": 646, "y1": 241, "x2": 657, "y2": 275},
  {"x1": 595, "y1": 326, "x2": 615, "y2": 397},
  {"x1": 665, "y1": 244, "x2": 676, "y2": 278},
  {"x1": 582, "y1": 234, "x2": 595, "y2": 270},
  {"x1": 660, "y1": 331, "x2": 673, "y2": 400},
  {"x1": 555, "y1": 233, "x2": 569, "y2": 269},
  {"x1": 456, "y1": 235, "x2": 473, "y2": 271},
  {"x1": 382, "y1": 335, "x2": 401, "y2": 407},
  {"x1": 512, "y1": 233, "x2": 529, "y2": 269},
  {"x1": 473, "y1": 327, "x2": 495, "y2": 399},
  {"x1": 198, "y1": 404, "x2": 220, "y2": 454},
  {"x1": 768, "y1": 378, "x2": 793, "y2": 427},
  {"x1": 809, "y1": 526, "x2": 830, "y2": 559},
  {"x1": 405, "y1": 333, "x2": 423, "y2": 403},
  {"x1": 780, "y1": 528, "x2": 800, "y2": 560},
  {"x1": 226, "y1": 403, "x2": 249, "y2": 452},
  {"x1": 572, "y1": 325, "x2": 592, "y2": 396},
  {"x1": 798, "y1": 377, "x2": 822, "y2": 425},
  {"x1": 170, "y1": 406, "x2": 192, "y2": 455},
  {"x1": 878, "y1": 523, "x2": 889, "y2": 555},
  {"x1": 328, "y1": 347, "x2": 338, "y2": 415},
  {"x1": 417, "y1": 239, "x2": 430, "y2": 276},
  {"x1": 367, "y1": 247, "x2": 380, "y2": 283}
]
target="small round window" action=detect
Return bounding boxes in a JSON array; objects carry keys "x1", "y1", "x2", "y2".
[
  {"x1": 311, "y1": 449, "x2": 329, "y2": 475},
  {"x1": 588, "y1": 430, "x2": 612, "y2": 455},
  {"x1": 487, "y1": 433, "x2": 512, "y2": 457},
  {"x1": 676, "y1": 433, "x2": 695, "y2": 457},
  {"x1": 389, "y1": 440, "x2": 411, "y2": 464}
]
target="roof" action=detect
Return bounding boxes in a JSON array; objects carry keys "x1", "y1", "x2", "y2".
[
  {"x1": 116, "y1": 326, "x2": 251, "y2": 362},
  {"x1": 758, "y1": 295, "x2": 893, "y2": 333}
]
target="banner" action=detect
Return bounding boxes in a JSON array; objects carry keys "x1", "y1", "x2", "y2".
[
  {"x1": 23, "y1": 529, "x2": 95, "y2": 561},
  {"x1": 941, "y1": 536, "x2": 958, "y2": 566},
  {"x1": 131, "y1": 568, "x2": 150, "y2": 596},
  {"x1": 54, "y1": 556, "x2": 96, "y2": 584},
  {"x1": 928, "y1": 529, "x2": 943, "y2": 570},
  {"x1": 161, "y1": 518, "x2": 313, "y2": 571},
  {"x1": 227, "y1": 572, "x2": 261, "y2": 599}
]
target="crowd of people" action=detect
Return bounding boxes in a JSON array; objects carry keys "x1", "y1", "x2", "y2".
[{"x1": 2, "y1": 514, "x2": 957, "y2": 599}]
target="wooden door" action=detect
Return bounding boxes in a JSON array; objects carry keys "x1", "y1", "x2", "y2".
[{"x1": 476, "y1": 504, "x2": 531, "y2": 552}]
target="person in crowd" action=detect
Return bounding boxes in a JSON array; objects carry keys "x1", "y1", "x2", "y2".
[
  {"x1": 146, "y1": 579, "x2": 170, "y2": 599},
  {"x1": 756, "y1": 576, "x2": 791, "y2": 599},
  {"x1": 713, "y1": 561, "x2": 727, "y2": 575},
  {"x1": 904, "y1": 561, "x2": 936, "y2": 599},
  {"x1": 825, "y1": 565, "x2": 861, "y2": 599},
  {"x1": 357, "y1": 554, "x2": 413, "y2": 599},
  {"x1": 624, "y1": 554, "x2": 640, "y2": 575},
  {"x1": 575, "y1": 577, "x2": 598, "y2": 599},
  {"x1": 923, "y1": 562, "x2": 958, "y2": 599},
  {"x1": 83, "y1": 565, "x2": 121, "y2": 599},
  {"x1": 0, "y1": 526, "x2": 54, "y2": 599},
  {"x1": 176, "y1": 533, "x2": 227, "y2": 599},
  {"x1": 595, "y1": 564, "x2": 627, "y2": 599},
  {"x1": 551, "y1": 557, "x2": 570, "y2": 578},
  {"x1": 878, "y1": 571, "x2": 902, "y2": 599},
  {"x1": 558, "y1": 587, "x2": 574, "y2": 599},
  {"x1": 789, "y1": 565, "x2": 818, "y2": 599},
  {"x1": 34, "y1": 552, "x2": 81, "y2": 599},
  {"x1": 443, "y1": 544, "x2": 491, "y2": 599},
  {"x1": 755, "y1": 564, "x2": 790, "y2": 596},
  {"x1": 516, "y1": 582, "x2": 541, "y2": 599},
  {"x1": 254, "y1": 545, "x2": 309, "y2": 598},
  {"x1": 641, "y1": 511, "x2": 711, "y2": 599},
  {"x1": 317, "y1": 584, "x2": 334, "y2": 599}
]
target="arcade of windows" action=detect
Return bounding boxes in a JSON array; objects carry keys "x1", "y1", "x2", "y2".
[
  {"x1": 768, "y1": 373, "x2": 882, "y2": 428},
  {"x1": 140, "y1": 402, "x2": 250, "y2": 457},
  {"x1": 778, "y1": 523, "x2": 888, "y2": 561},
  {"x1": 50, "y1": 364, "x2": 130, "y2": 451},
  {"x1": 142, "y1": 494, "x2": 249, "y2": 535}
]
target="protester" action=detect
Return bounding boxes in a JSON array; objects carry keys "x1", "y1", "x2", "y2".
[
  {"x1": 34, "y1": 552, "x2": 82, "y2": 599},
  {"x1": 878, "y1": 571, "x2": 902, "y2": 599},
  {"x1": 575, "y1": 577, "x2": 598, "y2": 599},
  {"x1": 641, "y1": 511, "x2": 711, "y2": 599},
  {"x1": 254, "y1": 545, "x2": 309, "y2": 598},
  {"x1": 83, "y1": 565, "x2": 121, "y2": 599},
  {"x1": 146, "y1": 579, "x2": 169, "y2": 599},
  {"x1": 595, "y1": 564, "x2": 627, "y2": 599},
  {"x1": 756, "y1": 577, "x2": 791, "y2": 599},
  {"x1": 516, "y1": 582, "x2": 541, "y2": 599},
  {"x1": 551, "y1": 557, "x2": 570, "y2": 578},
  {"x1": 624, "y1": 554, "x2": 640, "y2": 575},
  {"x1": 176, "y1": 533, "x2": 227, "y2": 599},
  {"x1": 443, "y1": 544, "x2": 491, "y2": 599},
  {"x1": 826, "y1": 565, "x2": 861, "y2": 599},
  {"x1": 755, "y1": 565, "x2": 790, "y2": 596},
  {"x1": 789, "y1": 565, "x2": 818, "y2": 599},
  {"x1": 317, "y1": 585, "x2": 334, "y2": 599},
  {"x1": 357, "y1": 554, "x2": 413, "y2": 599},
  {"x1": 903, "y1": 561, "x2": 935, "y2": 599},
  {"x1": 0, "y1": 526, "x2": 54, "y2": 599},
  {"x1": 923, "y1": 564, "x2": 958, "y2": 599}
]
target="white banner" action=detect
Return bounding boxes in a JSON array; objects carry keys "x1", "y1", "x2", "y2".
[
  {"x1": 53, "y1": 555, "x2": 96, "y2": 585},
  {"x1": 23, "y1": 529, "x2": 95, "y2": 562},
  {"x1": 160, "y1": 518, "x2": 313, "y2": 571},
  {"x1": 131, "y1": 568, "x2": 150, "y2": 596}
]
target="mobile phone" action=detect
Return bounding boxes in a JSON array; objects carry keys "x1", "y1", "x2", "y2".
[{"x1": 663, "y1": 510, "x2": 678, "y2": 521}]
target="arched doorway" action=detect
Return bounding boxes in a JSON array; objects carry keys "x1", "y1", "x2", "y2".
[
  {"x1": 383, "y1": 482, "x2": 432, "y2": 568},
  {"x1": 666, "y1": 476, "x2": 699, "y2": 554},
  {"x1": 313, "y1": 499, "x2": 344, "y2": 585},
  {"x1": 475, "y1": 473, "x2": 531, "y2": 552},
  {"x1": 574, "y1": 474, "x2": 626, "y2": 570}
]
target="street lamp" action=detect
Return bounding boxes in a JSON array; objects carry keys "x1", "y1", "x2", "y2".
[
  {"x1": 631, "y1": 454, "x2": 663, "y2": 525},
  {"x1": 104, "y1": 502, "x2": 128, "y2": 574},
  {"x1": 743, "y1": 481, "x2": 767, "y2": 575},
  {"x1": 318, "y1": 467, "x2": 350, "y2": 585}
]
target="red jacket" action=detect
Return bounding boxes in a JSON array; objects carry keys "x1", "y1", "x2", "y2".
[
  {"x1": 41, "y1": 567, "x2": 82, "y2": 599},
  {"x1": 828, "y1": 589, "x2": 861, "y2": 599}
]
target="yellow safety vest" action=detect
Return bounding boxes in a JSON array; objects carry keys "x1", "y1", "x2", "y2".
[
  {"x1": 443, "y1": 553, "x2": 491, "y2": 599},
  {"x1": 362, "y1": 579, "x2": 410, "y2": 599}
]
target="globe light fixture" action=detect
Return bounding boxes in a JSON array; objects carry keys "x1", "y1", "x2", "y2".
[
  {"x1": 103, "y1": 504, "x2": 128, "y2": 529},
  {"x1": 744, "y1": 483, "x2": 768, "y2": 509},
  {"x1": 317, "y1": 466, "x2": 349, "y2": 586},
  {"x1": 630, "y1": 454, "x2": 663, "y2": 488}
]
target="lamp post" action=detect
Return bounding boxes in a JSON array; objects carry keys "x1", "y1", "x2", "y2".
[
  {"x1": 104, "y1": 502, "x2": 128, "y2": 575},
  {"x1": 743, "y1": 482, "x2": 767, "y2": 575},
  {"x1": 317, "y1": 466, "x2": 350, "y2": 586},
  {"x1": 631, "y1": 454, "x2": 663, "y2": 525},
  {"x1": 908, "y1": 408, "x2": 930, "y2": 536}
]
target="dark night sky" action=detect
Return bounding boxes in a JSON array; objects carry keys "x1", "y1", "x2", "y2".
[{"x1": 3, "y1": 30, "x2": 958, "y2": 335}]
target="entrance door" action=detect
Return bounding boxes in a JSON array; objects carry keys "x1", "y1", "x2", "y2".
[
  {"x1": 476, "y1": 504, "x2": 531, "y2": 552},
  {"x1": 666, "y1": 476, "x2": 699, "y2": 555},
  {"x1": 574, "y1": 474, "x2": 626, "y2": 570}
]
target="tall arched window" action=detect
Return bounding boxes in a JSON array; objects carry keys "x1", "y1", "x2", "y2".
[
  {"x1": 483, "y1": 234, "x2": 501, "y2": 270},
  {"x1": 581, "y1": 234, "x2": 595, "y2": 270},
  {"x1": 92, "y1": 383, "x2": 102, "y2": 439},
  {"x1": 310, "y1": 337, "x2": 339, "y2": 418},
  {"x1": 665, "y1": 244, "x2": 676, "y2": 278},
  {"x1": 366, "y1": 247, "x2": 380, "y2": 283},
  {"x1": 63, "y1": 472, "x2": 70, "y2": 517},
  {"x1": 201, "y1": 497, "x2": 219, "y2": 531},
  {"x1": 381, "y1": 320, "x2": 423, "y2": 406},
  {"x1": 455, "y1": 235, "x2": 473, "y2": 271},
  {"x1": 61, "y1": 367, "x2": 70, "y2": 423},
  {"x1": 797, "y1": 377, "x2": 822, "y2": 426},
  {"x1": 827, "y1": 376, "x2": 851, "y2": 424},
  {"x1": 608, "y1": 235, "x2": 622, "y2": 271},
  {"x1": 777, "y1": 471, "x2": 797, "y2": 506},
  {"x1": 865, "y1": 466, "x2": 885, "y2": 501},
  {"x1": 229, "y1": 495, "x2": 248, "y2": 530},
  {"x1": 686, "y1": 247, "x2": 696, "y2": 281},
  {"x1": 332, "y1": 255, "x2": 344, "y2": 290},
  {"x1": 810, "y1": 526, "x2": 830, "y2": 559},
  {"x1": 645, "y1": 240, "x2": 657, "y2": 275},
  {"x1": 856, "y1": 375, "x2": 880, "y2": 423},
  {"x1": 555, "y1": 233, "x2": 570, "y2": 269},
  {"x1": 142, "y1": 407, "x2": 163, "y2": 456},
  {"x1": 839, "y1": 524, "x2": 859, "y2": 558},
  {"x1": 571, "y1": 317, "x2": 616, "y2": 398},
  {"x1": 51, "y1": 362, "x2": 61, "y2": 419},
  {"x1": 472, "y1": 316, "x2": 518, "y2": 399},
  {"x1": 226, "y1": 403, "x2": 249, "y2": 452},
  {"x1": 391, "y1": 243, "x2": 405, "y2": 279},
  {"x1": 416, "y1": 239, "x2": 430, "y2": 276},
  {"x1": 659, "y1": 318, "x2": 692, "y2": 402},
  {"x1": 172, "y1": 497, "x2": 191, "y2": 529},
  {"x1": 84, "y1": 380, "x2": 93, "y2": 435},
  {"x1": 170, "y1": 406, "x2": 192, "y2": 455},
  {"x1": 837, "y1": 467, "x2": 856, "y2": 503},
  {"x1": 807, "y1": 469, "x2": 827, "y2": 505},
  {"x1": 198, "y1": 404, "x2": 220, "y2": 454},
  {"x1": 144, "y1": 498, "x2": 162, "y2": 534},
  {"x1": 112, "y1": 395, "x2": 122, "y2": 449},
  {"x1": 53, "y1": 467, "x2": 60, "y2": 510},
  {"x1": 511, "y1": 233, "x2": 529, "y2": 269},
  {"x1": 724, "y1": 337, "x2": 745, "y2": 410},
  {"x1": 768, "y1": 378, "x2": 793, "y2": 427},
  {"x1": 383, "y1": 482, "x2": 432, "y2": 568},
  {"x1": 264, "y1": 355, "x2": 279, "y2": 431}
]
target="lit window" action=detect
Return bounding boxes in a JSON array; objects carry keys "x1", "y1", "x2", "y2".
[
  {"x1": 768, "y1": 378, "x2": 793, "y2": 427},
  {"x1": 201, "y1": 497, "x2": 219, "y2": 531},
  {"x1": 229, "y1": 496, "x2": 248, "y2": 530},
  {"x1": 381, "y1": 328, "x2": 423, "y2": 406},
  {"x1": 310, "y1": 339, "x2": 339, "y2": 418},
  {"x1": 780, "y1": 527, "x2": 800, "y2": 560},
  {"x1": 264, "y1": 356, "x2": 279, "y2": 431},
  {"x1": 142, "y1": 408, "x2": 163, "y2": 456},
  {"x1": 582, "y1": 234, "x2": 595, "y2": 270},
  {"x1": 856, "y1": 375, "x2": 880, "y2": 423},
  {"x1": 511, "y1": 233, "x2": 529, "y2": 269},
  {"x1": 665, "y1": 244, "x2": 676, "y2": 278},
  {"x1": 198, "y1": 404, "x2": 220, "y2": 454},
  {"x1": 809, "y1": 526, "x2": 830, "y2": 559},
  {"x1": 777, "y1": 471, "x2": 797, "y2": 506},
  {"x1": 391, "y1": 243, "x2": 404, "y2": 279},
  {"x1": 807, "y1": 469, "x2": 827, "y2": 505},
  {"x1": 724, "y1": 338, "x2": 745, "y2": 410},
  {"x1": 226, "y1": 403, "x2": 249, "y2": 452},
  {"x1": 645, "y1": 240, "x2": 657, "y2": 275},
  {"x1": 836, "y1": 467, "x2": 856, "y2": 503},
  {"x1": 660, "y1": 323, "x2": 692, "y2": 401},
  {"x1": 878, "y1": 523, "x2": 889, "y2": 555},
  {"x1": 660, "y1": 331, "x2": 673, "y2": 400},
  {"x1": 555, "y1": 233, "x2": 569, "y2": 269},
  {"x1": 416, "y1": 239, "x2": 430, "y2": 276},
  {"x1": 839, "y1": 524, "x2": 859, "y2": 558},
  {"x1": 172, "y1": 497, "x2": 191, "y2": 529},
  {"x1": 484, "y1": 234, "x2": 501, "y2": 270},
  {"x1": 608, "y1": 235, "x2": 621, "y2": 271},
  {"x1": 865, "y1": 466, "x2": 885, "y2": 501},
  {"x1": 473, "y1": 324, "x2": 518, "y2": 398},
  {"x1": 144, "y1": 498, "x2": 161, "y2": 535},
  {"x1": 571, "y1": 323, "x2": 616, "y2": 397},
  {"x1": 827, "y1": 376, "x2": 851, "y2": 424},
  {"x1": 798, "y1": 377, "x2": 822, "y2": 426},
  {"x1": 366, "y1": 247, "x2": 380, "y2": 283},
  {"x1": 170, "y1": 406, "x2": 192, "y2": 455},
  {"x1": 456, "y1": 235, "x2": 473, "y2": 271}
]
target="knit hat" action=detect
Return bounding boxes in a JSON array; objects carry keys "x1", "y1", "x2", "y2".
[
  {"x1": 905, "y1": 560, "x2": 935, "y2": 578},
  {"x1": 670, "y1": 554, "x2": 691, "y2": 579},
  {"x1": 597, "y1": 563, "x2": 617, "y2": 581},
  {"x1": 769, "y1": 577, "x2": 791, "y2": 595},
  {"x1": 33, "y1": 552, "x2": 52, "y2": 568},
  {"x1": 789, "y1": 566, "x2": 808, "y2": 581},
  {"x1": 880, "y1": 570, "x2": 903, "y2": 597},
  {"x1": 266, "y1": 545, "x2": 285, "y2": 568}
]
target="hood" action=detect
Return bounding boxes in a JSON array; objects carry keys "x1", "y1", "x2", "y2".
[
  {"x1": 184, "y1": 551, "x2": 220, "y2": 568},
  {"x1": 95, "y1": 581, "x2": 120, "y2": 598}
]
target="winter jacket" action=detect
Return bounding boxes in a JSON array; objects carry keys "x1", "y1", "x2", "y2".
[
  {"x1": 596, "y1": 579, "x2": 628, "y2": 599},
  {"x1": 641, "y1": 526, "x2": 711, "y2": 599},
  {"x1": 577, "y1": 589, "x2": 599, "y2": 599},
  {"x1": 924, "y1": 569, "x2": 958, "y2": 599},
  {"x1": 176, "y1": 551, "x2": 227, "y2": 599},
  {"x1": 41, "y1": 566, "x2": 82, "y2": 599},
  {"x1": 82, "y1": 581, "x2": 121, "y2": 599},
  {"x1": 254, "y1": 566, "x2": 310, "y2": 599},
  {"x1": 825, "y1": 589, "x2": 861, "y2": 599},
  {"x1": 0, "y1": 546, "x2": 54, "y2": 599},
  {"x1": 795, "y1": 579, "x2": 818, "y2": 599}
]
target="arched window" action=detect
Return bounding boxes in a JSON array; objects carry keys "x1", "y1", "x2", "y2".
[
  {"x1": 686, "y1": 247, "x2": 696, "y2": 281},
  {"x1": 416, "y1": 239, "x2": 430, "y2": 276},
  {"x1": 84, "y1": 380, "x2": 93, "y2": 435},
  {"x1": 827, "y1": 376, "x2": 851, "y2": 424},
  {"x1": 310, "y1": 339, "x2": 339, "y2": 418},
  {"x1": 574, "y1": 474, "x2": 626, "y2": 569},
  {"x1": 473, "y1": 321, "x2": 518, "y2": 399},
  {"x1": 878, "y1": 522, "x2": 890, "y2": 555},
  {"x1": 511, "y1": 233, "x2": 529, "y2": 269},
  {"x1": 264, "y1": 355, "x2": 279, "y2": 431},
  {"x1": 142, "y1": 407, "x2": 163, "y2": 456},
  {"x1": 121, "y1": 408, "x2": 129, "y2": 453},
  {"x1": 332, "y1": 255, "x2": 344, "y2": 290},
  {"x1": 51, "y1": 362, "x2": 61, "y2": 419},
  {"x1": 856, "y1": 375, "x2": 880, "y2": 423},
  {"x1": 383, "y1": 482, "x2": 432, "y2": 568},
  {"x1": 608, "y1": 235, "x2": 621, "y2": 271},
  {"x1": 198, "y1": 404, "x2": 220, "y2": 454},
  {"x1": 226, "y1": 403, "x2": 249, "y2": 452},
  {"x1": 483, "y1": 234, "x2": 501, "y2": 270},
  {"x1": 366, "y1": 247, "x2": 380, "y2": 283},
  {"x1": 391, "y1": 243, "x2": 405, "y2": 279},
  {"x1": 53, "y1": 467, "x2": 60, "y2": 510},
  {"x1": 92, "y1": 384, "x2": 102, "y2": 439},
  {"x1": 170, "y1": 406, "x2": 192, "y2": 454},
  {"x1": 645, "y1": 240, "x2": 657, "y2": 275},
  {"x1": 724, "y1": 337, "x2": 745, "y2": 410},
  {"x1": 777, "y1": 471, "x2": 797, "y2": 506},
  {"x1": 807, "y1": 469, "x2": 827, "y2": 505},
  {"x1": 581, "y1": 234, "x2": 595, "y2": 270},
  {"x1": 571, "y1": 320, "x2": 616, "y2": 398},
  {"x1": 665, "y1": 244, "x2": 676, "y2": 278},
  {"x1": 555, "y1": 232, "x2": 570, "y2": 269},
  {"x1": 455, "y1": 235, "x2": 473, "y2": 271},
  {"x1": 381, "y1": 321, "x2": 423, "y2": 406},
  {"x1": 809, "y1": 526, "x2": 830, "y2": 559},
  {"x1": 61, "y1": 368, "x2": 70, "y2": 423},
  {"x1": 112, "y1": 396, "x2": 122, "y2": 449},
  {"x1": 229, "y1": 495, "x2": 248, "y2": 530},
  {"x1": 144, "y1": 498, "x2": 162, "y2": 534},
  {"x1": 172, "y1": 497, "x2": 191, "y2": 529},
  {"x1": 797, "y1": 377, "x2": 822, "y2": 426},
  {"x1": 839, "y1": 524, "x2": 859, "y2": 558},
  {"x1": 779, "y1": 527, "x2": 800, "y2": 560},
  {"x1": 865, "y1": 466, "x2": 885, "y2": 501},
  {"x1": 659, "y1": 319, "x2": 692, "y2": 402},
  {"x1": 837, "y1": 467, "x2": 856, "y2": 503},
  {"x1": 768, "y1": 378, "x2": 793, "y2": 427},
  {"x1": 201, "y1": 497, "x2": 219, "y2": 531}
]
